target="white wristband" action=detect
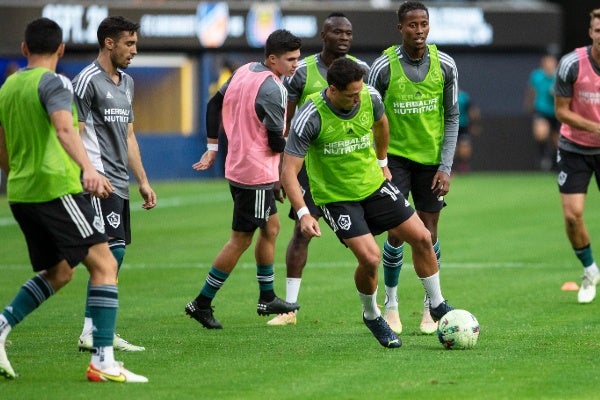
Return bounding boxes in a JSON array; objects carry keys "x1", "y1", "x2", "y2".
[
  {"x1": 296, "y1": 206, "x2": 310, "y2": 220},
  {"x1": 377, "y1": 157, "x2": 388, "y2": 167},
  {"x1": 207, "y1": 143, "x2": 218, "y2": 151}
]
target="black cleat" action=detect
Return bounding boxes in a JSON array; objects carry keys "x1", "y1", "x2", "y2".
[
  {"x1": 185, "y1": 300, "x2": 223, "y2": 329},
  {"x1": 257, "y1": 296, "x2": 300, "y2": 316},
  {"x1": 429, "y1": 300, "x2": 454, "y2": 322},
  {"x1": 363, "y1": 315, "x2": 402, "y2": 348}
]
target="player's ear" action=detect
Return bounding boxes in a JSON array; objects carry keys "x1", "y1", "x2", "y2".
[
  {"x1": 56, "y1": 43, "x2": 65, "y2": 58},
  {"x1": 21, "y1": 42, "x2": 29, "y2": 57}
]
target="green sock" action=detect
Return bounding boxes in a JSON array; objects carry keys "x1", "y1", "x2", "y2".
[
  {"x1": 88, "y1": 284, "x2": 118, "y2": 347},
  {"x1": 257, "y1": 264, "x2": 275, "y2": 301},
  {"x1": 2, "y1": 274, "x2": 54, "y2": 326}
]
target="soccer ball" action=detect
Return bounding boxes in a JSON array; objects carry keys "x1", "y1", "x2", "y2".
[{"x1": 437, "y1": 309, "x2": 480, "y2": 350}]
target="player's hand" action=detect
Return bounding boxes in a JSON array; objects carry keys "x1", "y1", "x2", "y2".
[
  {"x1": 273, "y1": 181, "x2": 285, "y2": 203},
  {"x1": 431, "y1": 171, "x2": 451, "y2": 199},
  {"x1": 299, "y1": 215, "x2": 321, "y2": 238},
  {"x1": 192, "y1": 150, "x2": 217, "y2": 171},
  {"x1": 381, "y1": 166, "x2": 392, "y2": 180},
  {"x1": 139, "y1": 182, "x2": 157, "y2": 210},
  {"x1": 81, "y1": 168, "x2": 105, "y2": 198},
  {"x1": 99, "y1": 175, "x2": 114, "y2": 198}
]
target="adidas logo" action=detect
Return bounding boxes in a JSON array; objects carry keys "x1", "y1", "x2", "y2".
[
  {"x1": 347, "y1": 128, "x2": 354, "y2": 134},
  {"x1": 106, "y1": 91, "x2": 114, "y2": 99}
]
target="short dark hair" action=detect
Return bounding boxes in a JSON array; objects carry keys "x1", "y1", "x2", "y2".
[
  {"x1": 397, "y1": 1, "x2": 429, "y2": 23},
  {"x1": 264, "y1": 29, "x2": 302, "y2": 58},
  {"x1": 97, "y1": 16, "x2": 140, "y2": 48},
  {"x1": 327, "y1": 57, "x2": 364, "y2": 90},
  {"x1": 25, "y1": 18, "x2": 63, "y2": 55}
]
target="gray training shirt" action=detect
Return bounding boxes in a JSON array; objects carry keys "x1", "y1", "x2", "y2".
[{"x1": 73, "y1": 60, "x2": 135, "y2": 199}]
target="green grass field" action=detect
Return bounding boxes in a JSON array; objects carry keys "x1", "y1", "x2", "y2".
[{"x1": 1, "y1": 173, "x2": 600, "y2": 399}]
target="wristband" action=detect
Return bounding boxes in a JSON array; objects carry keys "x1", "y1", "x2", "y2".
[
  {"x1": 377, "y1": 157, "x2": 388, "y2": 168},
  {"x1": 296, "y1": 206, "x2": 310, "y2": 220},
  {"x1": 207, "y1": 143, "x2": 218, "y2": 151}
]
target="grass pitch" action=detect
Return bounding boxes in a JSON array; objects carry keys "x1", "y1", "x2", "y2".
[{"x1": 1, "y1": 172, "x2": 599, "y2": 399}]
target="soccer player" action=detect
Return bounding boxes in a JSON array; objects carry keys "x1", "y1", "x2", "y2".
[
  {"x1": 0, "y1": 17, "x2": 147, "y2": 382},
  {"x1": 72, "y1": 16, "x2": 156, "y2": 352},
  {"x1": 268, "y1": 12, "x2": 371, "y2": 326},
  {"x1": 282, "y1": 57, "x2": 453, "y2": 348},
  {"x1": 524, "y1": 53, "x2": 559, "y2": 171},
  {"x1": 184, "y1": 29, "x2": 302, "y2": 329},
  {"x1": 554, "y1": 8, "x2": 600, "y2": 304},
  {"x1": 368, "y1": 1, "x2": 459, "y2": 334}
]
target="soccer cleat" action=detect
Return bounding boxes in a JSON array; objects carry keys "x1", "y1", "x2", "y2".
[
  {"x1": 185, "y1": 300, "x2": 222, "y2": 329},
  {"x1": 113, "y1": 334, "x2": 145, "y2": 352},
  {"x1": 86, "y1": 362, "x2": 148, "y2": 383},
  {"x1": 0, "y1": 342, "x2": 16, "y2": 379},
  {"x1": 578, "y1": 271, "x2": 600, "y2": 304},
  {"x1": 429, "y1": 300, "x2": 454, "y2": 322},
  {"x1": 78, "y1": 331, "x2": 146, "y2": 352},
  {"x1": 363, "y1": 315, "x2": 402, "y2": 348},
  {"x1": 419, "y1": 307, "x2": 438, "y2": 334},
  {"x1": 266, "y1": 311, "x2": 297, "y2": 326},
  {"x1": 257, "y1": 297, "x2": 300, "y2": 316},
  {"x1": 382, "y1": 305, "x2": 402, "y2": 334}
]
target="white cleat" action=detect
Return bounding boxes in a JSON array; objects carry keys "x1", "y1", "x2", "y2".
[
  {"x1": 86, "y1": 361, "x2": 148, "y2": 383},
  {"x1": 578, "y1": 271, "x2": 600, "y2": 304},
  {"x1": 382, "y1": 305, "x2": 402, "y2": 334},
  {"x1": 78, "y1": 331, "x2": 146, "y2": 352},
  {"x1": 0, "y1": 342, "x2": 16, "y2": 379},
  {"x1": 266, "y1": 311, "x2": 297, "y2": 326},
  {"x1": 419, "y1": 307, "x2": 438, "y2": 335}
]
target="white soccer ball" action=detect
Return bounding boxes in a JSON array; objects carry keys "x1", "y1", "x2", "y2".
[{"x1": 437, "y1": 309, "x2": 480, "y2": 350}]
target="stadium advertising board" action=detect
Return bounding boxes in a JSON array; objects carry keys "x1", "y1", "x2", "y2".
[{"x1": 0, "y1": 2, "x2": 561, "y2": 55}]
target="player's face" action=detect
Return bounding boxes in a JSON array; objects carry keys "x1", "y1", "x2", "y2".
[
  {"x1": 398, "y1": 9, "x2": 429, "y2": 57},
  {"x1": 270, "y1": 50, "x2": 300, "y2": 77},
  {"x1": 109, "y1": 31, "x2": 138, "y2": 70},
  {"x1": 322, "y1": 17, "x2": 353, "y2": 57},
  {"x1": 589, "y1": 17, "x2": 600, "y2": 56},
  {"x1": 330, "y1": 79, "x2": 363, "y2": 111}
]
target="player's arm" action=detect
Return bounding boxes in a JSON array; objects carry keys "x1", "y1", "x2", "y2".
[
  {"x1": 370, "y1": 88, "x2": 391, "y2": 180},
  {"x1": 127, "y1": 123, "x2": 156, "y2": 209},
  {"x1": 555, "y1": 96, "x2": 600, "y2": 137},
  {"x1": 0, "y1": 125, "x2": 9, "y2": 173},
  {"x1": 372, "y1": 114, "x2": 391, "y2": 181},
  {"x1": 193, "y1": 90, "x2": 224, "y2": 171},
  {"x1": 52, "y1": 110, "x2": 104, "y2": 197},
  {"x1": 281, "y1": 153, "x2": 320, "y2": 238}
]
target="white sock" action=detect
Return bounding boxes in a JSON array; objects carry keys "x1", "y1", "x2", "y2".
[
  {"x1": 420, "y1": 272, "x2": 444, "y2": 308},
  {"x1": 81, "y1": 317, "x2": 94, "y2": 335},
  {"x1": 91, "y1": 346, "x2": 115, "y2": 369},
  {"x1": 285, "y1": 278, "x2": 302, "y2": 303},
  {"x1": 358, "y1": 289, "x2": 381, "y2": 320},
  {"x1": 585, "y1": 263, "x2": 599, "y2": 276},
  {"x1": 384, "y1": 286, "x2": 398, "y2": 307},
  {"x1": 422, "y1": 293, "x2": 430, "y2": 309},
  {"x1": 0, "y1": 315, "x2": 11, "y2": 343}
]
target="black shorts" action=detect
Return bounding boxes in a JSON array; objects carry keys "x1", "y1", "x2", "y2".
[
  {"x1": 10, "y1": 194, "x2": 108, "y2": 271},
  {"x1": 388, "y1": 155, "x2": 446, "y2": 213},
  {"x1": 557, "y1": 149, "x2": 600, "y2": 194},
  {"x1": 230, "y1": 184, "x2": 278, "y2": 232},
  {"x1": 321, "y1": 180, "x2": 415, "y2": 242},
  {"x1": 287, "y1": 163, "x2": 323, "y2": 220},
  {"x1": 87, "y1": 193, "x2": 131, "y2": 244},
  {"x1": 534, "y1": 113, "x2": 560, "y2": 133}
]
